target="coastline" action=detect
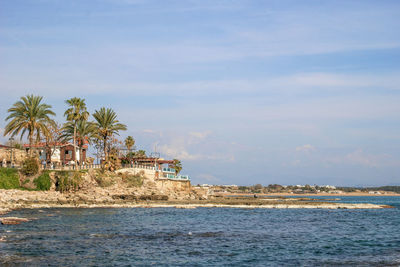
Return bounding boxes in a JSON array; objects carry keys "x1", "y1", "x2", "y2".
[
  {"x1": 0, "y1": 202, "x2": 389, "y2": 211},
  {"x1": 0, "y1": 189, "x2": 395, "y2": 217},
  {"x1": 222, "y1": 192, "x2": 400, "y2": 197}
]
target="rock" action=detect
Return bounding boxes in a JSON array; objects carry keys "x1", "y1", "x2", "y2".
[
  {"x1": 112, "y1": 194, "x2": 138, "y2": 201},
  {"x1": 138, "y1": 195, "x2": 168, "y2": 201},
  {"x1": 0, "y1": 208, "x2": 10, "y2": 215},
  {"x1": 0, "y1": 217, "x2": 30, "y2": 225},
  {"x1": 175, "y1": 205, "x2": 196, "y2": 209}
]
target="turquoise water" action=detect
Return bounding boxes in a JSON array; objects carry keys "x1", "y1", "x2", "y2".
[{"x1": 1, "y1": 197, "x2": 399, "y2": 266}]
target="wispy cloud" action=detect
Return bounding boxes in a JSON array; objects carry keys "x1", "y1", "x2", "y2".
[
  {"x1": 196, "y1": 173, "x2": 220, "y2": 183},
  {"x1": 324, "y1": 149, "x2": 400, "y2": 168},
  {"x1": 296, "y1": 144, "x2": 316, "y2": 153},
  {"x1": 156, "y1": 132, "x2": 235, "y2": 162}
]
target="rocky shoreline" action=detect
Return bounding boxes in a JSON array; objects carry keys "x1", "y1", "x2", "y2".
[
  {"x1": 0, "y1": 189, "x2": 392, "y2": 218},
  {"x1": 0, "y1": 167, "x2": 395, "y2": 219}
]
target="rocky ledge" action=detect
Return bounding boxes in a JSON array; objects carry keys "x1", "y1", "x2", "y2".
[{"x1": 0, "y1": 190, "x2": 392, "y2": 213}]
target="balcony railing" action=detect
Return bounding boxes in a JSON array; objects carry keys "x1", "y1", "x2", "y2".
[
  {"x1": 162, "y1": 173, "x2": 190, "y2": 180},
  {"x1": 162, "y1": 167, "x2": 176, "y2": 173},
  {"x1": 121, "y1": 164, "x2": 156, "y2": 170}
]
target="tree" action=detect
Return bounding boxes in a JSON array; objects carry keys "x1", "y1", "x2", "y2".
[
  {"x1": 125, "y1": 136, "x2": 135, "y2": 154},
  {"x1": 43, "y1": 122, "x2": 64, "y2": 164},
  {"x1": 62, "y1": 120, "x2": 96, "y2": 166},
  {"x1": 106, "y1": 137, "x2": 123, "y2": 156},
  {"x1": 135, "y1": 150, "x2": 146, "y2": 158},
  {"x1": 4, "y1": 95, "x2": 56, "y2": 156},
  {"x1": 126, "y1": 149, "x2": 146, "y2": 161},
  {"x1": 64, "y1": 97, "x2": 89, "y2": 165},
  {"x1": 169, "y1": 159, "x2": 182, "y2": 176},
  {"x1": 92, "y1": 107, "x2": 127, "y2": 162}
]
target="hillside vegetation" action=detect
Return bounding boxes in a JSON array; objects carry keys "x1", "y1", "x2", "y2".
[{"x1": 0, "y1": 168, "x2": 20, "y2": 189}]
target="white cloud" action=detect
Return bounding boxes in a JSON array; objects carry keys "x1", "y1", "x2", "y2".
[
  {"x1": 2, "y1": 70, "x2": 399, "y2": 101},
  {"x1": 157, "y1": 142, "x2": 235, "y2": 162},
  {"x1": 296, "y1": 144, "x2": 316, "y2": 153},
  {"x1": 134, "y1": 129, "x2": 236, "y2": 162},
  {"x1": 189, "y1": 131, "x2": 211, "y2": 140},
  {"x1": 157, "y1": 144, "x2": 202, "y2": 161},
  {"x1": 196, "y1": 173, "x2": 220, "y2": 183},
  {"x1": 345, "y1": 150, "x2": 392, "y2": 167},
  {"x1": 141, "y1": 129, "x2": 157, "y2": 134},
  {"x1": 274, "y1": 72, "x2": 400, "y2": 91},
  {"x1": 325, "y1": 149, "x2": 400, "y2": 168}
]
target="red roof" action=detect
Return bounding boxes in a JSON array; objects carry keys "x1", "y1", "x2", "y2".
[
  {"x1": 133, "y1": 158, "x2": 175, "y2": 164},
  {"x1": 23, "y1": 142, "x2": 88, "y2": 149},
  {"x1": 0, "y1": 144, "x2": 11, "y2": 149}
]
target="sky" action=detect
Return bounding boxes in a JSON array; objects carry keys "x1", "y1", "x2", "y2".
[{"x1": 1, "y1": 0, "x2": 400, "y2": 186}]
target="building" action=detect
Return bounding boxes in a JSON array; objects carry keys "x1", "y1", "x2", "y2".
[
  {"x1": 122, "y1": 157, "x2": 190, "y2": 180},
  {"x1": 24, "y1": 142, "x2": 88, "y2": 165}
]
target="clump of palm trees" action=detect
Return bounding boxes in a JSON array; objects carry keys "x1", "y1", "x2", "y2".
[
  {"x1": 4, "y1": 95, "x2": 56, "y2": 156},
  {"x1": 3, "y1": 94, "x2": 127, "y2": 167},
  {"x1": 64, "y1": 97, "x2": 90, "y2": 166}
]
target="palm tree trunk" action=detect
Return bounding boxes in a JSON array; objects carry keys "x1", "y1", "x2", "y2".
[
  {"x1": 79, "y1": 146, "x2": 82, "y2": 167},
  {"x1": 73, "y1": 124, "x2": 77, "y2": 166},
  {"x1": 29, "y1": 131, "x2": 33, "y2": 157},
  {"x1": 103, "y1": 137, "x2": 107, "y2": 162}
]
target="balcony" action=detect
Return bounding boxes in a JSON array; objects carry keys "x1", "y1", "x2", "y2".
[
  {"x1": 162, "y1": 173, "x2": 190, "y2": 180},
  {"x1": 162, "y1": 167, "x2": 176, "y2": 174}
]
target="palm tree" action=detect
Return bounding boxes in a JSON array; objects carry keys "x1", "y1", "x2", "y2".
[
  {"x1": 171, "y1": 159, "x2": 182, "y2": 176},
  {"x1": 92, "y1": 107, "x2": 127, "y2": 162},
  {"x1": 62, "y1": 120, "x2": 96, "y2": 166},
  {"x1": 124, "y1": 136, "x2": 135, "y2": 154},
  {"x1": 4, "y1": 95, "x2": 56, "y2": 156},
  {"x1": 64, "y1": 97, "x2": 89, "y2": 165}
]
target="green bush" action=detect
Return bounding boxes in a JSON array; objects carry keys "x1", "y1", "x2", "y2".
[
  {"x1": 0, "y1": 168, "x2": 20, "y2": 189},
  {"x1": 122, "y1": 173, "x2": 144, "y2": 188},
  {"x1": 55, "y1": 171, "x2": 82, "y2": 193},
  {"x1": 21, "y1": 157, "x2": 39, "y2": 176},
  {"x1": 94, "y1": 175, "x2": 115, "y2": 187},
  {"x1": 103, "y1": 153, "x2": 121, "y2": 171},
  {"x1": 121, "y1": 158, "x2": 130, "y2": 165},
  {"x1": 34, "y1": 171, "x2": 51, "y2": 191}
]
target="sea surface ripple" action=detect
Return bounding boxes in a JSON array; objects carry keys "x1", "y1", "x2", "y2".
[{"x1": 0, "y1": 196, "x2": 399, "y2": 266}]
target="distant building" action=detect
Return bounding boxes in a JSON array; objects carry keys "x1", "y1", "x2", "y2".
[
  {"x1": 23, "y1": 142, "x2": 88, "y2": 165},
  {"x1": 122, "y1": 157, "x2": 190, "y2": 180},
  {"x1": 323, "y1": 185, "x2": 336, "y2": 190}
]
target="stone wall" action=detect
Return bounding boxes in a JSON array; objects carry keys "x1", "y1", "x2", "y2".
[
  {"x1": 155, "y1": 179, "x2": 191, "y2": 194},
  {"x1": 116, "y1": 167, "x2": 193, "y2": 199},
  {"x1": 117, "y1": 167, "x2": 156, "y2": 178},
  {"x1": 0, "y1": 148, "x2": 27, "y2": 166}
]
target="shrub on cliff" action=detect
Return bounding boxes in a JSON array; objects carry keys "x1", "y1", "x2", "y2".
[
  {"x1": 121, "y1": 173, "x2": 144, "y2": 188},
  {"x1": 93, "y1": 170, "x2": 115, "y2": 187},
  {"x1": 34, "y1": 171, "x2": 51, "y2": 191},
  {"x1": 95, "y1": 176, "x2": 115, "y2": 187},
  {"x1": 21, "y1": 157, "x2": 39, "y2": 176},
  {"x1": 55, "y1": 171, "x2": 82, "y2": 193},
  {"x1": 0, "y1": 168, "x2": 20, "y2": 189},
  {"x1": 103, "y1": 153, "x2": 121, "y2": 172}
]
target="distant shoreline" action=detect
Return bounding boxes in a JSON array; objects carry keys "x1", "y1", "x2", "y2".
[
  {"x1": 222, "y1": 192, "x2": 400, "y2": 197},
  {"x1": 0, "y1": 189, "x2": 396, "y2": 217}
]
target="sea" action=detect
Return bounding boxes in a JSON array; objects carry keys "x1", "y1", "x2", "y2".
[{"x1": 0, "y1": 196, "x2": 399, "y2": 266}]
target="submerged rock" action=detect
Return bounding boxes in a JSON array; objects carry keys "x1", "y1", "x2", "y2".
[{"x1": 0, "y1": 217, "x2": 30, "y2": 225}]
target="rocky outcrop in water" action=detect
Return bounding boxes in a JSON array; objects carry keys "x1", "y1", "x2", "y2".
[{"x1": 0, "y1": 217, "x2": 29, "y2": 225}]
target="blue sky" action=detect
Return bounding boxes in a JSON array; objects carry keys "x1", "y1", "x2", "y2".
[{"x1": 1, "y1": 0, "x2": 400, "y2": 186}]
